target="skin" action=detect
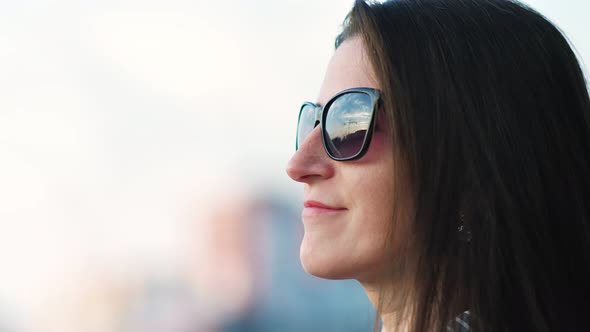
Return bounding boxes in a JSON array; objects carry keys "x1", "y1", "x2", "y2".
[{"x1": 286, "y1": 36, "x2": 404, "y2": 330}]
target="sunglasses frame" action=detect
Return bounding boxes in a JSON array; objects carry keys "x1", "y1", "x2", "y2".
[{"x1": 296, "y1": 87, "x2": 382, "y2": 161}]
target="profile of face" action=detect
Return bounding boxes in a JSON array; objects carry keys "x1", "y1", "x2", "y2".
[{"x1": 286, "y1": 36, "x2": 396, "y2": 283}]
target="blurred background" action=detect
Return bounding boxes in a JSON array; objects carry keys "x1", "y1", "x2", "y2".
[{"x1": 0, "y1": 1, "x2": 588, "y2": 331}]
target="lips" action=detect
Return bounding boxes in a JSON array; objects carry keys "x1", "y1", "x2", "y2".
[{"x1": 302, "y1": 200, "x2": 347, "y2": 218}]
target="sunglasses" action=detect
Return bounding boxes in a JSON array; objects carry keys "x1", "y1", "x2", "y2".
[{"x1": 296, "y1": 87, "x2": 382, "y2": 161}]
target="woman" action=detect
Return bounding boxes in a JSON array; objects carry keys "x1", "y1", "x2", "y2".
[{"x1": 286, "y1": 0, "x2": 590, "y2": 331}]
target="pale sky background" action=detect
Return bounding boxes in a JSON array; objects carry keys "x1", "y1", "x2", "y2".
[{"x1": 0, "y1": 0, "x2": 588, "y2": 329}]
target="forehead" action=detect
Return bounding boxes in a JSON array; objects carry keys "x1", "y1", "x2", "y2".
[{"x1": 317, "y1": 36, "x2": 379, "y2": 105}]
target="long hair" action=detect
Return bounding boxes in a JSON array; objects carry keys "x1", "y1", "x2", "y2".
[{"x1": 336, "y1": 0, "x2": 590, "y2": 331}]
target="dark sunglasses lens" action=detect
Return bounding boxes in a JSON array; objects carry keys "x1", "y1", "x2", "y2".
[
  {"x1": 324, "y1": 92, "x2": 373, "y2": 159},
  {"x1": 297, "y1": 104, "x2": 316, "y2": 149}
]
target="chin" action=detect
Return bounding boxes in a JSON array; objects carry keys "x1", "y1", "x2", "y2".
[
  {"x1": 299, "y1": 240, "x2": 358, "y2": 280},
  {"x1": 299, "y1": 237, "x2": 387, "y2": 283}
]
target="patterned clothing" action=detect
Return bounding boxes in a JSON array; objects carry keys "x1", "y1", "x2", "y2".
[{"x1": 446, "y1": 310, "x2": 472, "y2": 331}]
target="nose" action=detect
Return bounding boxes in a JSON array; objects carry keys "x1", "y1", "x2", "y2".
[{"x1": 286, "y1": 126, "x2": 335, "y2": 183}]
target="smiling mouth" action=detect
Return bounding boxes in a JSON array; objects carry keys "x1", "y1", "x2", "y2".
[{"x1": 302, "y1": 200, "x2": 347, "y2": 218}]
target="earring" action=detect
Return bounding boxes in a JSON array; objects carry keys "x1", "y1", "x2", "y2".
[{"x1": 457, "y1": 210, "x2": 472, "y2": 243}]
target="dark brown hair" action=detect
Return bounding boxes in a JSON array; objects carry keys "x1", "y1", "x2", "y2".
[{"x1": 337, "y1": 0, "x2": 590, "y2": 331}]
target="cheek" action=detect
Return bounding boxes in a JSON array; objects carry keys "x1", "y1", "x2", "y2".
[
  {"x1": 361, "y1": 128, "x2": 393, "y2": 160},
  {"x1": 349, "y1": 134, "x2": 395, "y2": 200},
  {"x1": 350, "y1": 187, "x2": 394, "y2": 248},
  {"x1": 343, "y1": 154, "x2": 396, "y2": 271},
  {"x1": 299, "y1": 134, "x2": 397, "y2": 280}
]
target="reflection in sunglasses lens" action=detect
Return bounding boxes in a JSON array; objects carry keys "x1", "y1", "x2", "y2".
[{"x1": 324, "y1": 93, "x2": 372, "y2": 159}]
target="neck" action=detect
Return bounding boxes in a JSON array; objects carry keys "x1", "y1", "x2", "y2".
[{"x1": 359, "y1": 279, "x2": 413, "y2": 332}]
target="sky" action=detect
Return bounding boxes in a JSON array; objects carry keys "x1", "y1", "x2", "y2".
[
  {"x1": 0, "y1": 0, "x2": 354, "y2": 322},
  {"x1": 0, "y1": 0, "x2": 588, "y2": 327}
]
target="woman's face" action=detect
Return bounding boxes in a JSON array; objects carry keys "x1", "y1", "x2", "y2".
[{"x1": 286, "y1": 36, "x2": 396, "y2": 283}]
